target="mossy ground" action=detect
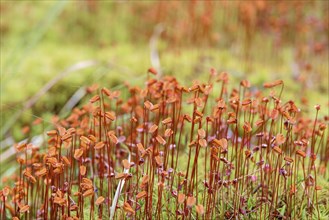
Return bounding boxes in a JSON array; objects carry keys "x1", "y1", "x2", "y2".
[{"x1": 0, "y1": 2, "x2": 328, "y2": 218}]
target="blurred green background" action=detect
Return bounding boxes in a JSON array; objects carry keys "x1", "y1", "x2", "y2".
[{"x1": 0, "y1": 0, "x2": 328, "y2": 143}]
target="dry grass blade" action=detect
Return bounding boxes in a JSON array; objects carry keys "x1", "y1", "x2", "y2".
[{"x1": 110, "y1": 144, "x2": 131, "y2": 220}]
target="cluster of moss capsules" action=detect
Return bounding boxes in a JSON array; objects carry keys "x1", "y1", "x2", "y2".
[{"x1": 1, "y1": 68, "x2": 328, "y2": 220}]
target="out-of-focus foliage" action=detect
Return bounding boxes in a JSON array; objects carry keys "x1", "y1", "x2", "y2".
[{"x1": 0, "y1": 0, "x2": 328, "y2": 140}]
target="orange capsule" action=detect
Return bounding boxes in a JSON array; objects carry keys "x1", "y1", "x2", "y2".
[
  {"x1": 80, "y1": 165, "x2": 86, "y2": 176},
  {"x1": 141, "y1": 175, "x2": 149, "y2": 186},
  {"x1": 296, "y1": 150, "x2": 306, "y2": 158},
  {"x1": 136, "y1": 191, "x2": 147, "y2": 200},
  {"x1": 243, "y1": 122, "x2": 252, "y2": 133},
  {"x1": 123, "y1": 202, "x2": 135, "y2": 214},
  {"x1": 61, "y1": 133, "x2": 72, "y2": 142},
  {"x1": 19, "y1": 205, "x2": 30, "y2": 213},
  {"x1": 148, "y1": 67, "x2": 157, "y2": 75},
  {"x1": 105, "y1": 112, "x2": 116, "y2": 121},
  {"x1": 156, "y1": 135, "x2": 166, "y2": 145},
  {"x1": 83, "y1": 189, "x2": 94, "y2": 198},
  {"x1": 315, "y1": 186, "x2": 322, "y2": 190},
  {"x1": 115, "y1": 173, "x2": 127, "y2": 180},
  {"x1": 94, "y1": 142, "x2": 105, "y2": 150},
  {"x1": 137, "y1": 143, "x2": 146, "y2": 154},
  {"x1": 144, "y1": 101, "x2": 153, "y2": 109},
  {"x1": 35, "y1": 167, "x2": 47, "y2": 177},
  {"x1": 263, "y1": 80, "x2": 283, "y2": 88},
  {"x1": 89, "y1": 95, "x2": 100, "y2": 103},
  {"x1": 108, "y1": 133, "x2": 118, "y2": 144},
  {"x1": 178, "y1": 193, "x2": 185, "y2": 204},
  {"x1": 276, "y1": 133, "x2": 286, "y2": 145},
  {"x1": 162, "y1": 117, "x2": 172, "y2": 125},
  {"x1": 155, "y1": 156, "x2": 163, "y2": 166},
  {"x1": 255, "y1": 119, "x2": 264, "y2": 127},
  {"x1": 102, "y1": 87, "x2": 111, "y2": 96},
  {"x1": 95, "y1": 196, "x2": 105, "y2": 205},
  {"x1": 199, "y1": 139, "x2": 207, "y2": 147},
  {"x1": 150, "y1": 104, "x2": 159, "y2": 111},
  {"x1": 195, "y1": 204, "x2": 204, "y2": 215},
  {"x1": 284, "y1": 156, "x2": 293, "y2": 163},
  {"x1": 198, "y1": 129, "x2": 206, "y2": 138},
  {"x1": 242, "y1": 98, "x2": 252, "y2": 106},
  {"x1": 47, "y1": 130, "x2": 58, "y2": 136},
  {"x1": 149, "y1": 124, "x2": 158, "y2": 133},
  {"x1": 240, "y1": 80, "x2": 250, "y2": 88},
  {"x1": 186, "y1": 196, "x2": 196, "y2": 207},
  {"x1": 80, "y1": 136, "x2": 91, "y2": 144},
  {"x1": 164, "y1": 129, "x2": 173, "y2": 137},
  {"x1": 82, "y1": 178, "x2": 93, "y2": 185},
  {"x1": 189, "y1": 85, "x2": 199, "y2": 92},
  {"x1": 74, "y1": 149, "x2": 84, "y2": 160},
  {"x1": 273, "y1": 146, "x2": 282, "y2": 155},
  {"x1": 122, "y1": 159, "x2": 130, "y2": 169},
  {"x1": 194, "y1": 110, "x2": 203, "y2": 117}
]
